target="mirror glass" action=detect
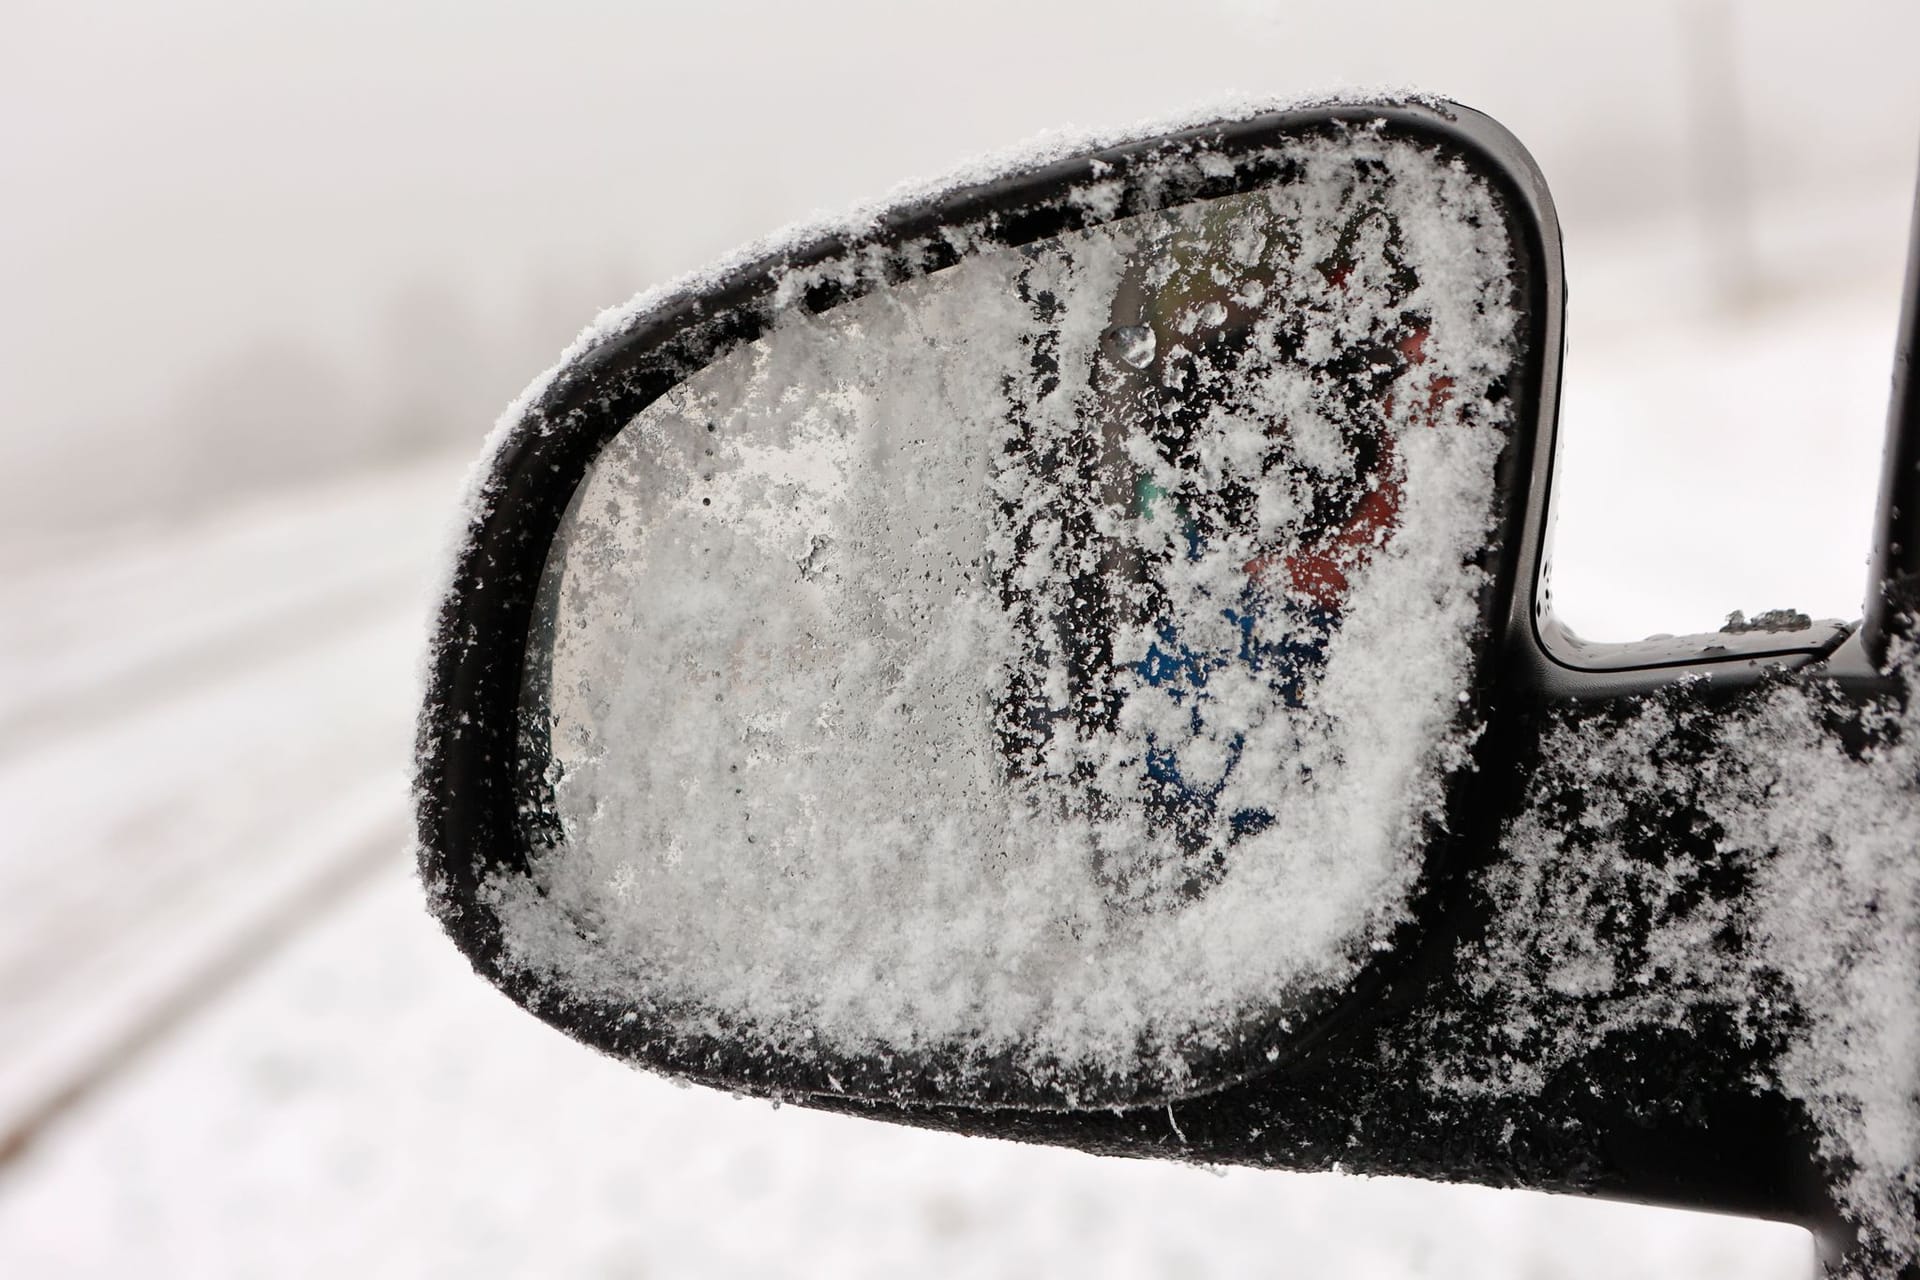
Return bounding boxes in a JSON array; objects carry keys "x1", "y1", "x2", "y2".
[{"x1": 500, "y1": 134, "x2": 1522, "y2": 1104}]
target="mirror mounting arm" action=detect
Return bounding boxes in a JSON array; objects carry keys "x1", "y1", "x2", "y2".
[{"x1": 1863, "y1": 145, "x2": 1920, "y2": 666}]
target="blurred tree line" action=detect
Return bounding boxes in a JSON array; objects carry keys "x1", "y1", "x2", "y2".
[{"x1": 41, "y1": 258, "x2": 637, "y2": 536}]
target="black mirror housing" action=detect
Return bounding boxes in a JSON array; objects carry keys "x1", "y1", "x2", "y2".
[{"x1": 416, "y1": 99, "x2": 1920, "y2": 1277}]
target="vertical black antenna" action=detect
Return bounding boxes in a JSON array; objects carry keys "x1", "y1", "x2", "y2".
[{"x1": 1863, "y1": 152, "x2": 1920, "y2": 667}]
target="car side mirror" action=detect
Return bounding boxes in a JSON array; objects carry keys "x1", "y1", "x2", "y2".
[{"x1": 417, "y1": 101, "x2": 1920, "y2": 1278}]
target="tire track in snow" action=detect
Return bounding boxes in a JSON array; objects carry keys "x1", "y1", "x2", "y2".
[
  {"x1": 0, "y1": 611, "x2": 427, "y2": 1162},
  {"x1": 0, "y1": 569, "x2": 426, "y2": 767},
  {"x1": 0, "y1": 458, "x2": 464, "y2": 1164},
  {"x1": 0, "y1": 800, "x2": 407, "y2": 1167}
]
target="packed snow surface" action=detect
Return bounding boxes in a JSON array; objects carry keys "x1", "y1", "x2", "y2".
[{"x1": 486, "y1": 132, "x2": 1519, "y2": 1095}]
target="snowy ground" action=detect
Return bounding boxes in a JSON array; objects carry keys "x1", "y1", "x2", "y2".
[{"x1": 3, "y1": 232, "x2": 1899, "y2": 1275}]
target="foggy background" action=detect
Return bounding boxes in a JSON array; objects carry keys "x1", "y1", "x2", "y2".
[
  {"x1": 6, "y1": 0, "x2": 1917, "y2": 627},
  {"x1": 3, "y1": 1, "x2": 1917, "y2": 1276}
]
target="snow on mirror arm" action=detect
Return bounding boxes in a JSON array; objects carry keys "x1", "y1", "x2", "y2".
[{"x1": 497, "y1": 130, "x2": 1522, "y2": 1107}]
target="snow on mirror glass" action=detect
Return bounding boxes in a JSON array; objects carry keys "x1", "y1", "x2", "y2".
[{"x1": 501, "y1": 137, "x2": 1520, "y2": 1102}]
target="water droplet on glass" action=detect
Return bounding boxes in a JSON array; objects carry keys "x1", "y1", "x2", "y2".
[{"x1": 1104, "y1": 322, "x2": 1157, "y2": 369}]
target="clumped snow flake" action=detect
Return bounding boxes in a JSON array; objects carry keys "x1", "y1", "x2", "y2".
[{"x1": 481, "y1": 131, "x2": 1521, "y2": 1101}]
